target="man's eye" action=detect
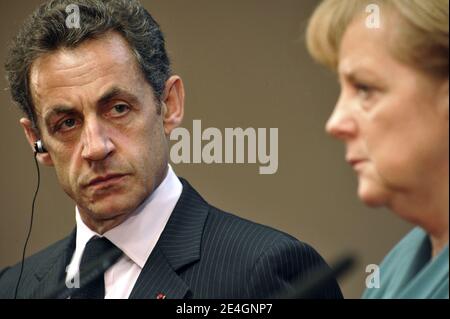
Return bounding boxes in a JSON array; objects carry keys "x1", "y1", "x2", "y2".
[
  {"x1": 64, "y1": 118, "x2": 76, "y2": 127},
  {"x1": 108, "y1": 104, "x2": 130, "y2": 117},
  {"x1": 55, "y1": 118, "x2": 78, "y2": 132}
]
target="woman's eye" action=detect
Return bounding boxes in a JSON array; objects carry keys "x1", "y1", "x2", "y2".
[{"x1": 355, "y1": 83, "x2": 373, "y2": 100}]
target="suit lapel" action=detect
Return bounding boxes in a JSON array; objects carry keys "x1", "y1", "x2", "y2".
[
  {"x1": 28, "y1": 229, "x2": 76, "y2": 299},
  {"x1": 129, "y1": 178, "x2": 209, "y2": 299},
  {"x1": 128, "y1": 247, "x2": 190, "y2": 299}
]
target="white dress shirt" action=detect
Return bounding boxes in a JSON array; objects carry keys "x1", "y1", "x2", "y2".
[{"x1": 65, "y1": 165, "x2": 182, "y2": 299}]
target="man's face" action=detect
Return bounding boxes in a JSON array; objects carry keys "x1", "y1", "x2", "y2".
[{"x1": 26, "y1": 32, "x2": 171, "y2": 225}]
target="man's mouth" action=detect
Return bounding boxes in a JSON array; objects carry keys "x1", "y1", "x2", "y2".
[{"x1": 86, "y1": 174, "x2": 128, "y2": 188}]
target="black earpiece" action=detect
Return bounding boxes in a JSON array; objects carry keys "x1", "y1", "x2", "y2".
[
  {"x1": 34, "y1": 140, "x2": 47, "y2": 153},
  {"x1": 15, "y1": 144, "x2": 43, "y2": 298}
]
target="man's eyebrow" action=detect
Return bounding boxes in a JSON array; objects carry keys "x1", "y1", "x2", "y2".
[
  {"x1": 44, "y1": 106, "x2": 76, "y2": 127},
  {"x1": 97, "y1": 86, "x2": 140, "y2": 106}
]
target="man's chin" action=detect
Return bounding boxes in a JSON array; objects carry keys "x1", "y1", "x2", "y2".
[{"x1": 82, "y1": 198, "x2": 137, "y2": 221}]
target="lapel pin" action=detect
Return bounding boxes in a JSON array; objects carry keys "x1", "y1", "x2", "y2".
[{"x1": 156, "y1": 293, "x2": 166, "y2": 300}]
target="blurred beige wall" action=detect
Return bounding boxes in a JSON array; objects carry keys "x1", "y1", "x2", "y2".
[{"x1": 0, "y1": 0, "x2": 411, "y2": 298}]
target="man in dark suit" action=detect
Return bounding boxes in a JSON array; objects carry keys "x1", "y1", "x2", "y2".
[{"x1": 0, "y1": 0, "x2": 343, "y2": 299}]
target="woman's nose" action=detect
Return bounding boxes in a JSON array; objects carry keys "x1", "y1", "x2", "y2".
[{"x1": 325, "y1": 95, "x2": 358, "y2": 140}]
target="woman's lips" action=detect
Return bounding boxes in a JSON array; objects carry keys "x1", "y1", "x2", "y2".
[{"x1": 347, "y1": 159, "x2": 367, "y2": 170}]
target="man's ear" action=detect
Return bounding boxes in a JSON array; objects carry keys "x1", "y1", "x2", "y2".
[
  {"x1": 19, "y1": 118, "x2": 54, "y2": 166},
  {"x1": 444, "y1": 79, "x2": 449, "y2": 120},
  {"x1": 161, "y1": 75, "x2": 185, "y2": 136},
  {"x1": 438, "y1": 78, "x2": 449, "y2": 120}
]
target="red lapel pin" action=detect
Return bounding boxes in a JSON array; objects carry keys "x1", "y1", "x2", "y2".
[{"x1": 156, "y1": 293, "x2": 166, "y2": 300}]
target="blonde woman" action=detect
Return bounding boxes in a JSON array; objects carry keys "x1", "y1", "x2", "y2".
[{"x1": 307, "y1": 0, "x2": 448, "y2": 298}]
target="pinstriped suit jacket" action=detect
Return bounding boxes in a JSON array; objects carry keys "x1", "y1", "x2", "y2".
[{"x1": 0, "y1": 178, "x2": 343, "y2": 299}]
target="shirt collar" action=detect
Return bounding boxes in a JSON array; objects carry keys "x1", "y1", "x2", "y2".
[{"x1": 74, "y1": 165, "x2": 182, "y2": 268}]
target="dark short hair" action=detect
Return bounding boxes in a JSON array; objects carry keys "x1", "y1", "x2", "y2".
[{"x1": 5, "y1": 0, "x2": 171, "y2": 131}]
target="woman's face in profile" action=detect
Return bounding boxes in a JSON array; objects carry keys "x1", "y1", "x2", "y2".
[{"x1": 326, "y1": 15, "x2": 448, "y2": 210}]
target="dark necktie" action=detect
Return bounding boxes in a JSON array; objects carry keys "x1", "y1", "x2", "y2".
[{"x1": 70, "y1": 236, "x2": 123, "y2": 299}]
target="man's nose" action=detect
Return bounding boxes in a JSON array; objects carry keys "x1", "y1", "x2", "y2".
[
  {"x1": 325, "y1": 94, "x2": 358, "y2": 140},
  {"x1": 81, "y1": 118, "x2": 114, "y2": 161}
]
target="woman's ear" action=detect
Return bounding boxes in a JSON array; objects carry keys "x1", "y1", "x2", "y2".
[
  {"x1": 19, "y1": 118, "x2": 54, "y2": 166},
  {"x1": 162, "y1": 75, "x2": 185, "y2": 136}
]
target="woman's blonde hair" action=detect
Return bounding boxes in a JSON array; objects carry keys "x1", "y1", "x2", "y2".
[{"x1": 306, "y1": 0, "x2": 449, "y2": 78}]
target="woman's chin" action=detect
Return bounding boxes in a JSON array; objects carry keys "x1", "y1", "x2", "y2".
[{"x1": 357, "y1": 180, "x2": 389, "y2": 208}]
